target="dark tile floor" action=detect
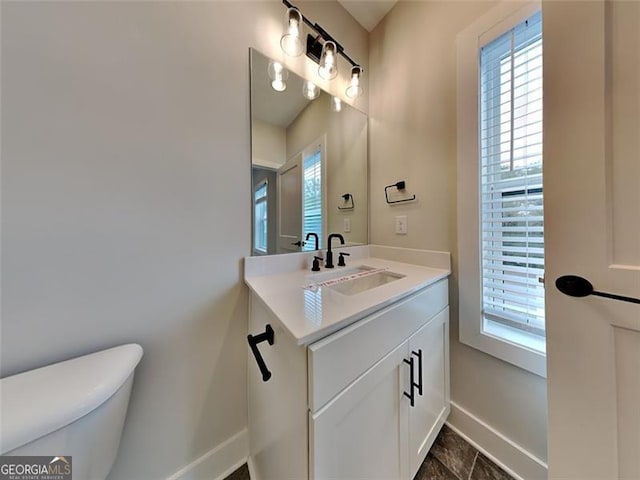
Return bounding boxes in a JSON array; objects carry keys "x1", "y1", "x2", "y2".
[
  {"x1": 225, "y1": 424, "x2": 514, "y2": 480},
  {"x1": 226, "y1": 463, "x2": 250, "y2": 480},
  {"x1": 415, "y1": 425, "x2": 513, "y2": 480}
]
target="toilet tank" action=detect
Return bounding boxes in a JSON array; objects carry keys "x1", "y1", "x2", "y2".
[{"x1": 0, "y1": 344, "x2": 143, "y2": 479}]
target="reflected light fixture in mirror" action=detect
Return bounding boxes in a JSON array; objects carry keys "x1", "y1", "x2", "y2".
[
  {"x1": 318, "y1": 41, "x2": 338, "y2": 80},
  {"x1": 302, "y1": 81, "x2": 320, "y2": 100},
  {"x1": 280, "y1": 7, "x2": 304, "y2": 56},
  {"x1": 331, "y1": 96, "x2": 342, "y2": 112},
  {"x1": 345, "y1": 66, "x2": 364, "y2": 98},
  {"x1": 268, "y1": 61, "x2": 288, "y2": 92}
]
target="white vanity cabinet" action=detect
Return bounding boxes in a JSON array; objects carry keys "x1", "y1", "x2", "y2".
[
  {"x1": 247, "y1": 277, "x2": 450, "y2": 480},
  {"x1": 310, "y1": 341, "x2": 410, "y2": 480}
]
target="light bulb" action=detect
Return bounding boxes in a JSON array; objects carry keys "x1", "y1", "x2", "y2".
[
  {"x1": 331, "y1": 96, "x2": 342, "y2": 112},
  {"x1": 345, "y1": 66, "x2": 364, "y2": 98},
  {"x1": 267, "y1": 61, "x2": 288, "y2": 92},
  {"x1": 280, "y1": 8, "x2": 304, "y2": 57},
  {"x1": 318, "y1": 41, "x2": 338, "y2": 80},
  {"x1": 302, "y1": 81, "x2": 320, "y2": 100}
]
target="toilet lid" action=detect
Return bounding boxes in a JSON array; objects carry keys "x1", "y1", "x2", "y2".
[{"x1": 0, "y1": 343, "x2": 143, "y2": 454}]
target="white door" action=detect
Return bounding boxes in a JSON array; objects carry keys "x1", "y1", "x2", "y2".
[
  {"x1": 544, "y1": 2, "x2": 640, "y2": 478},
  {"x1": 277, "y1": 153, "x2": 302, "y2": 253},
  {"x1": 310, "y1": 341, "x2": 410, "y2": 480},
  {"x1": 407, "y1": 308, "x2": 450, "y2": 479}
]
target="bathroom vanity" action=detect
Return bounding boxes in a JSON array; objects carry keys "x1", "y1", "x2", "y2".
[{"x1": 244, "y1": 245, "x2": 450, "y2": 480}]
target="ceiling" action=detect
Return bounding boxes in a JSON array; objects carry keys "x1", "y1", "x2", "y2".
[{"x1": 337, "y1": 0, "x2": 398, "y2": 32}]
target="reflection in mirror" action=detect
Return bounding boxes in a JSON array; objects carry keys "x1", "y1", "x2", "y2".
[{"x1": 251, "y1": 49, "x2": 368, "y2": 256}]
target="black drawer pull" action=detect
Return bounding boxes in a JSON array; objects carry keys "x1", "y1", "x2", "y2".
[
  {"x1": 403, "y1": 357, "x2": 415, "y2": 407},
  {"x1": 556, "y1": 275, "x2": 640, "y2": 305},
  {"x1": 248, "y1": 324, "x2": 275, "y2": 382},
  {"x1": 412, "y1": 349, "x2": 423, "y2": 396}
]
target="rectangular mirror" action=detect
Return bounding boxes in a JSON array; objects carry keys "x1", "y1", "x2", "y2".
[{"x1": 250, "y1": 49, "x2": 368, "y2": 255}]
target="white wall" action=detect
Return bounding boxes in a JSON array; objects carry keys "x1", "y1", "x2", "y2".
[
  {"x1": 369, "y1": 0, "x2": 548, "y2": 472},
  {"x1": 0, "y1": 2, "x2": 368, "y2": 479}
]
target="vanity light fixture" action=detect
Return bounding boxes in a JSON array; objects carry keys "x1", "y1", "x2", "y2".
[
  {"x1": 318, "y1": 41, "x2": 338, "y2": 80},
  {"x1": 279, "y1": 0, "x2": 364, "y2": 95},
  {"x1": 268, "y1": 61, "x2": 288, "y2": 92},
  {"x1": 345, "y1": 66, "x2": 364, "y2": 98},
  {"x1": 280, "y1": 7, "x2": 304, "y2": 57},
  {"x1": 302, "y1": 80, "x2": 320, "y2": 100},
  {"x1": 330, "y1": 96, "x2": 342, "y2": 113}
]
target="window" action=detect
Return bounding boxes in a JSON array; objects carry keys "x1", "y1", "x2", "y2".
[
  {"x1": 457, "y1": 2, "x2": 546, "y2": 377},
  {"x1": 480, "y1": 11, "x2": 545, "y2": 337},
  {"x1": 254, "y1": 181, "x2": 268, "y2": 254},
  {"x1": 302, "y1": 147, "x2": 323, "y2": 251}
]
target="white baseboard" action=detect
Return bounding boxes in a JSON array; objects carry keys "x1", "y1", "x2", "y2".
[
  {"x1": 246, "y1": 455, "x2": 257, "y2": 480},
  {"x1": 166, "y1": 429, "x2": 248, "y2": 480},
  {"x1": 447, "y1": 402, "x2": 547, "y2": 480}
]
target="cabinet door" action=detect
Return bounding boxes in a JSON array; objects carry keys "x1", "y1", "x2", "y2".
[
  {"x1": 310, "y1": 341, "x2": 411, "y2": 480},
  {"x1": 407, "y1": 307, "x2": 450, "y2": 479}
]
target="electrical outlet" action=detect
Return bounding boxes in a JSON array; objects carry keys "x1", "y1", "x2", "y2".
[
  {"x1": 343, "y1": 218, "x2": 351, "y2": 233},
  {"x1": 395, "y1": 215, "x2": 407, "y2": 235}
]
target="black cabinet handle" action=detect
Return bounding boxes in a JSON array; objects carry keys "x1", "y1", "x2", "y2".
[
  {"x1": 291, "y1": 240, "x2": 306, "y2": 247},
  {"x1": 403, "y1": 357, "x2": 415, "y2": 407},
  {"x1": 412, "y1": 349, "x2": 423, "y2": 396},
  {"x1": 556, "y1": 275, "x2": 640, "y2": 305},
  {"x1": 247, "y1": 324, "x2": 275, "y2": 382}
]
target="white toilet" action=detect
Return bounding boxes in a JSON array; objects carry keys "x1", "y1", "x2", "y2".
[{"x1": 0, "y1": 344, "x2": 143, "y2": 480}]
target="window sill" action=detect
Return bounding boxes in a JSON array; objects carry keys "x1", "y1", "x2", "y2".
[
  {"x1": 460, "y1": 316, "x2": 547, "y2": 378},
  {"x1": 483, "y1": 318, "x2": 546, "y2": 355}
]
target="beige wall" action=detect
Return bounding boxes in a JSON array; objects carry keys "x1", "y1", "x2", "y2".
[
  {"x1": 286, "y1": 92, "x2": 368, "y2": 246},
  {"x1": 369, "y1": 0, "x2": 548, "y2": 464},
  {"x1": 252, "y1": 120, "x2": 287, "y2": 169},
  {"x1": 0, "y1": 2, "x2": 367, "y2": 479}
]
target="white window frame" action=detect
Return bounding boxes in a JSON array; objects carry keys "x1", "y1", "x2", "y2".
[
  {"x1": 253, "y1": 179, "x2": 269, "y2": 255},
  {"x1": 457, "y1": 1, "x2": 546, "y2": 378},
  {"x1": 301, "y1": 135, "x2": 327, "y2": 251}
]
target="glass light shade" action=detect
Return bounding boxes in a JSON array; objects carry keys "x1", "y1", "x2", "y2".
[
  {"x1": 280, "y1": 8, "x2": 304, "y2": 57},
  {"x1": 267, "y1": 61, "x2": 288, "y2": 92},
  {"x1": 330, "y1": 96, "x2": 342, "y2": 112},
  {"x1": 302, "y1": 81, "x2": 320, "y2": 100},
  {"x1": 318, "y1": 41, "x2": 338, "y2": 80},
  {"x1": 345, "y1": 66, "x2": 364, "y2": 98}
]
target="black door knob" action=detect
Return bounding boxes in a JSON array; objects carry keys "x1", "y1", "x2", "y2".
[{"x1": 556, "y1": 275, "x2": 640, "y2": 304}]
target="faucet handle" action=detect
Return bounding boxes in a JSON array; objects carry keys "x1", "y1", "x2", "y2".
[
  {"x1": 311, "y1": 256, "x2": 323, "y2": 272},
  {"x1": 337, "y1": 252, "x2": 351, "y2": 267}
]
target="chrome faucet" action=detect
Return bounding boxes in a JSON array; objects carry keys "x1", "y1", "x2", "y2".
[{"x1": 325, "y1": 233, "x2": 345, "y2": 268}]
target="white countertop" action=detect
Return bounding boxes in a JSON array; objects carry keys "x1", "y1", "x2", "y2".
[{"x1": 244, "y1": 246, "x2": 450, "y2": 345}]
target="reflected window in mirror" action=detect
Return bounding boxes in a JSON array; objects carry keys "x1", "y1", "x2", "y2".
[
  {"x1": 254, "y1": 180, "x2": 268, "y2": 255},
  {"x1": 302, "y1": 140, "x2": 324, "y2": 251}
]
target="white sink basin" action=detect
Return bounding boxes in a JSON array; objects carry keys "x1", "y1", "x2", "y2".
[{"x1": 326, "y1": 270, "x2": 405, "y2": 296}]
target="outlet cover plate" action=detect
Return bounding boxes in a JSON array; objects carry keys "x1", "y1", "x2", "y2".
[{"x1": 395, "y1": 215, "x2": 407, "y2": 235}]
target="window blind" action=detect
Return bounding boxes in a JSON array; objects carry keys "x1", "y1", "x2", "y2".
[
  {"x1": 480, "y1": 11, "x2": 545, "y2": 335},
  {"x1": 303, "y1": 149, "x2": 322, "y2": 251}
]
